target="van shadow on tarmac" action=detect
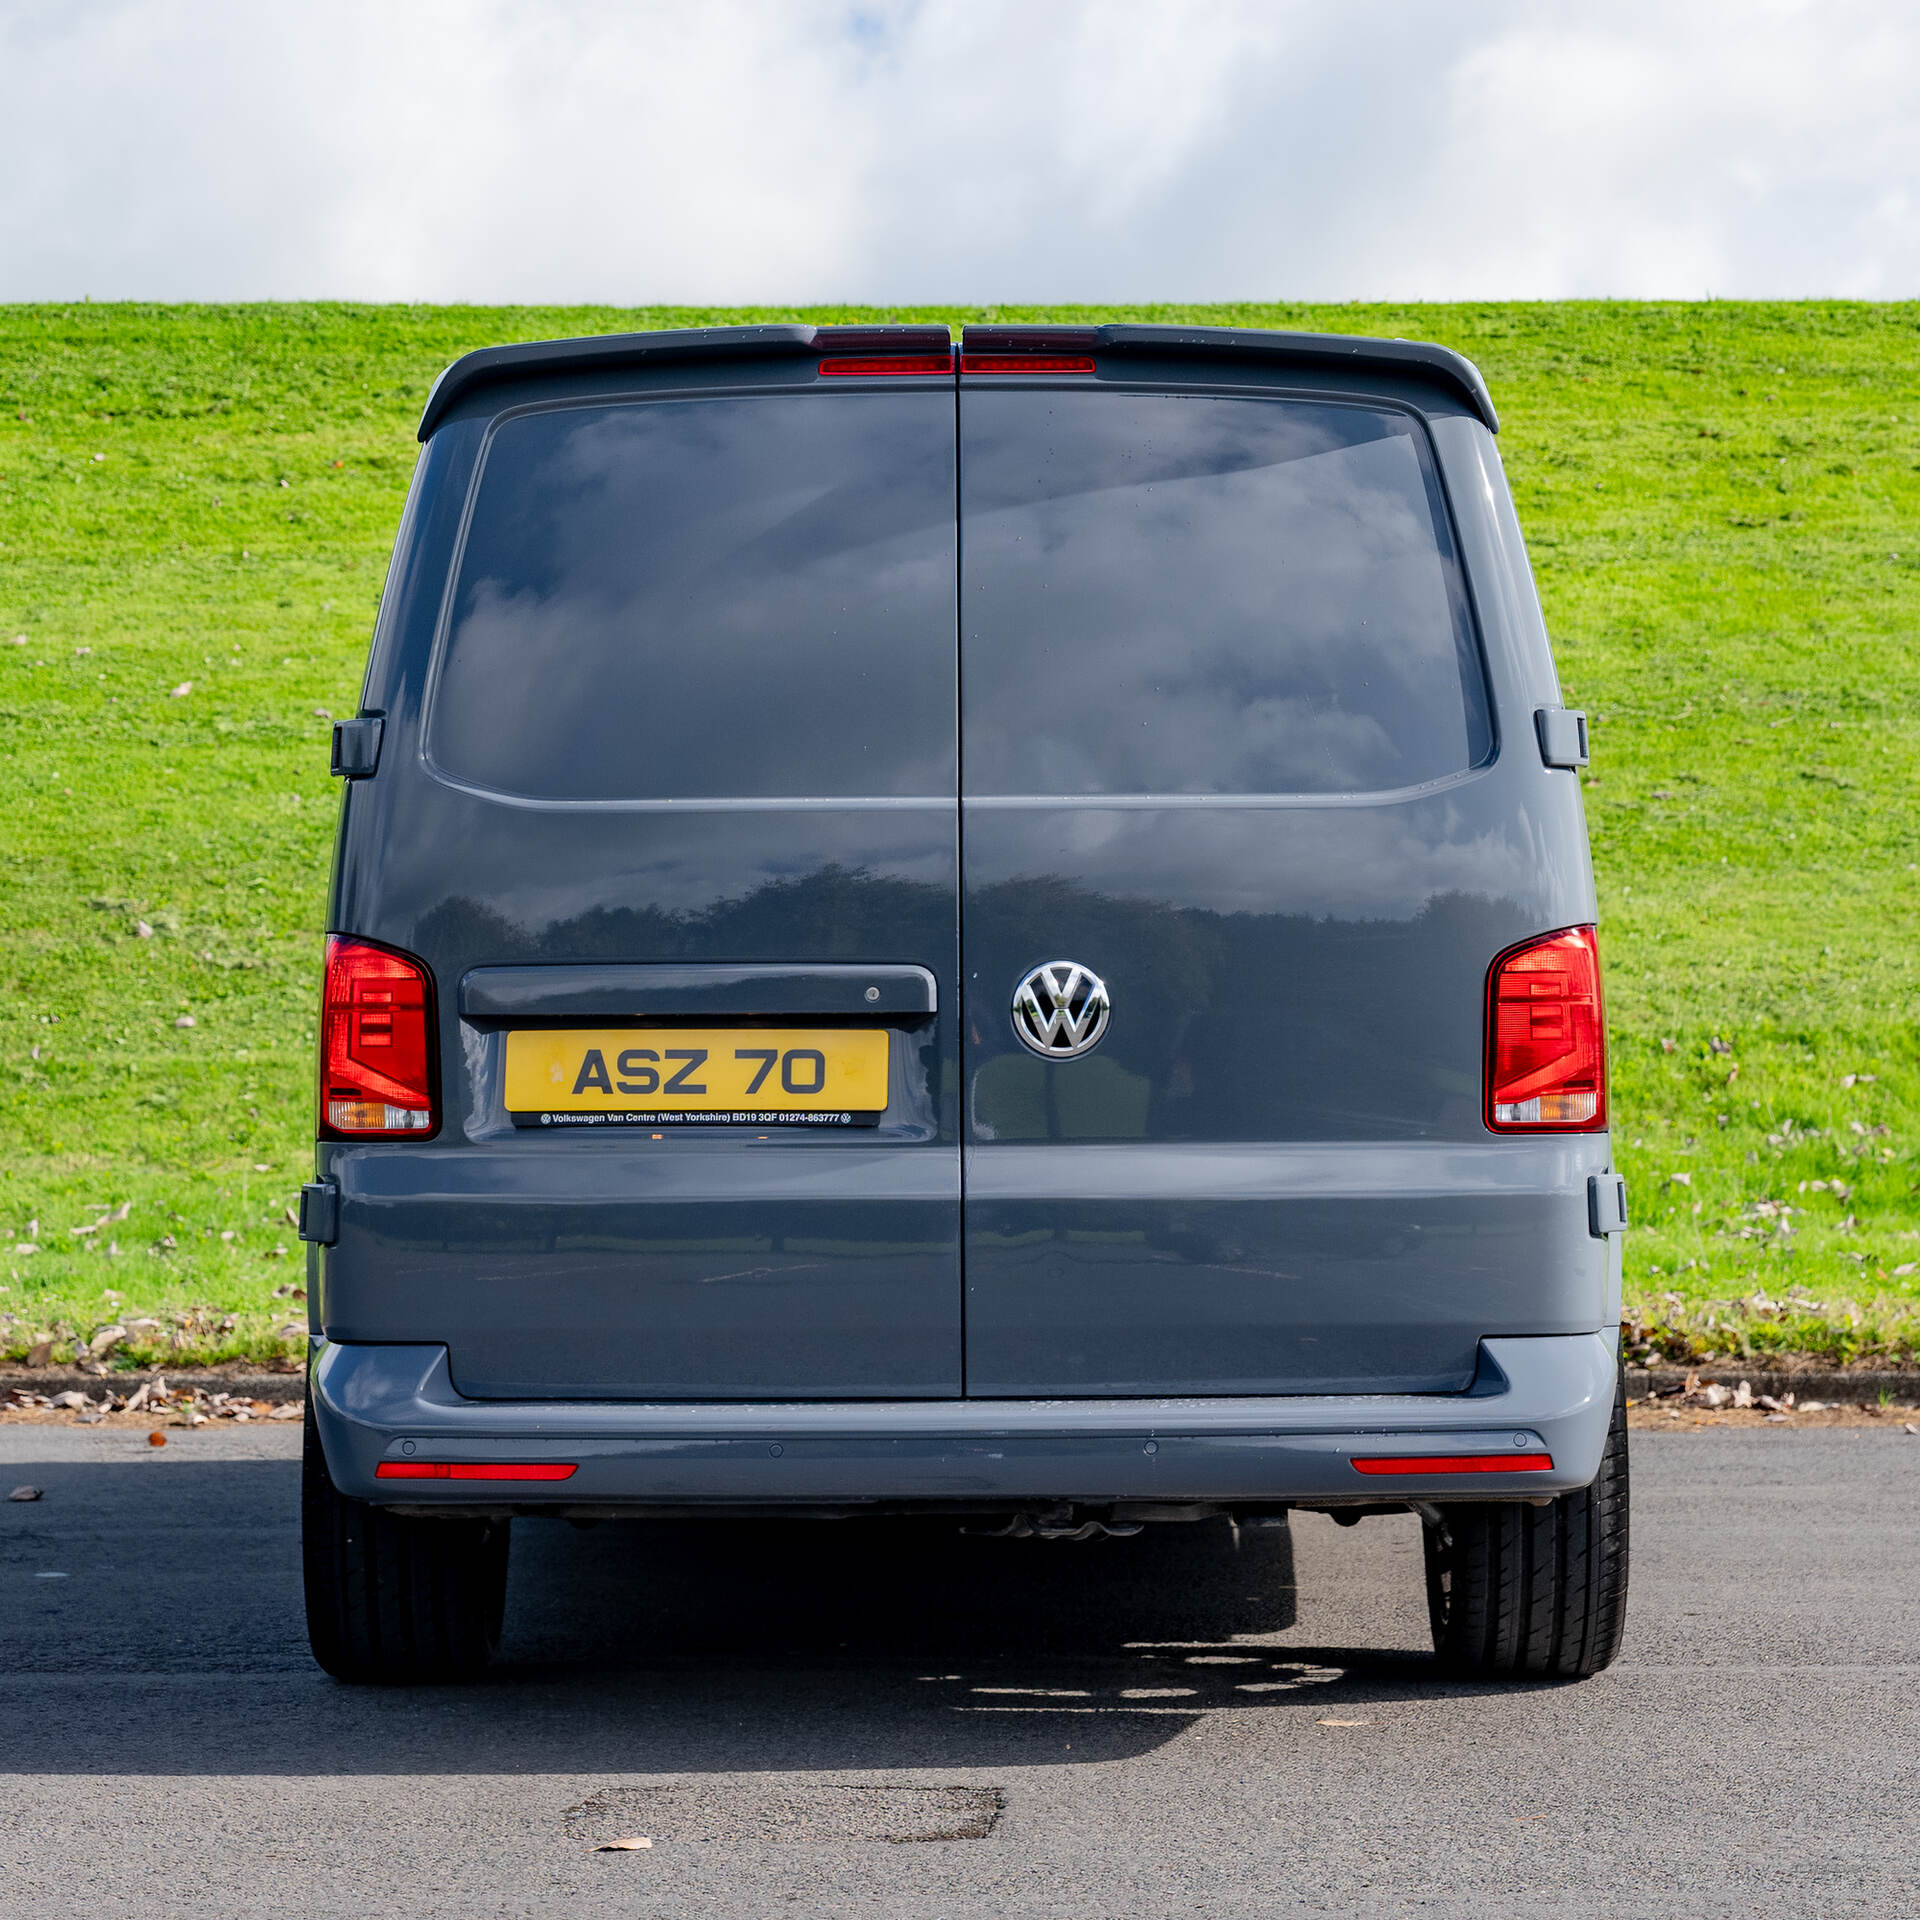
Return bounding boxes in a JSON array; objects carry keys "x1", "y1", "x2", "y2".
[{"x1": 3, "y1": 1452, "x2": 1486, "y2": 1778}]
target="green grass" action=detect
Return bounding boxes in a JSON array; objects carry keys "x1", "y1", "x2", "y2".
[{"x1": 3, "y1": 300, "x2": 1918, "y2": 1370}]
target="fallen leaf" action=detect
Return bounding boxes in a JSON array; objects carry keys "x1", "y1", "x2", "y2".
[
  {"x1": 148, "y1": 1431, "x2": 167, "y2": 1448},
  {"x1": 7, "y1": 1486, "x2": 42, "y2": 1502},
  {"x1": 1732, "y1": 1381, "x2": 1754, "y2": 1409},
  {"x1": 175, "y1": 1015, "x2": 196, "y2": 1029},
  {"x1": 268, "y1": 1402, "x2": 301, "y2": 1421},
  {"x1": 123, "y1": 1382, "x2": 150, "y2": 1413},
  {"x1": 169, "y1": 682, "x2": 192, "y2": 698},
  {"x1": 135, "y1": 920, "x2": 153, "y2": 938},
  {"x1": 594, "y1": 1837, "x2": 653, "y2": 1851},
  {"x1": 1668, "y1": 1172, "x2": 1692, "y2": 1187},
  {"x1": 50, "y1": 1390, "x2": 88, "y2": 1409},
  {"x1": 1905, "y1": 1423, "x2": 1917, "y2": 1436},
  {"x1": 1701, "y1": 1384, "x2": 1732, "y2": 1410},
  {"x1": 26, "y1": 1340, "x2": 53, "y2": 1366}
]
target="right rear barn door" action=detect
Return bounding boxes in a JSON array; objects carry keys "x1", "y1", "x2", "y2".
[{"x1": 958, "y1": 367, "x2": 1522, "y2": 1397}]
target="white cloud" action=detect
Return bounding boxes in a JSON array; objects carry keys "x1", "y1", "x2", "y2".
[{"x1": 0, "y1": 0, "x2": 1913, "y2": 299}]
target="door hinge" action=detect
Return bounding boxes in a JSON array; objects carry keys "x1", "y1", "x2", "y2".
[
  {"x1": 330, "y1": 714, "x2": 384, "y2": 779},
  {"x1": 1535, "y1": 707, "x2": 1590, "y2": 770},
  {"x1": 298, "y1": 1179, "x2": 340, "y2": 1247},
  {"x1": 1588, "y1": 1171, "x2": 1628, "y2": 1237}
]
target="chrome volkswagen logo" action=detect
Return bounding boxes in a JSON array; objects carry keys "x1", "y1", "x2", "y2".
[{"x1": 1011, "y1": 961, "x2": 1111, "y2": 1059}]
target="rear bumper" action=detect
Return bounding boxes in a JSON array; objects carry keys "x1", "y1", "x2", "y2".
[{"x1": 311, "y1": 1331, "x2": 1618, "y2": 1511}]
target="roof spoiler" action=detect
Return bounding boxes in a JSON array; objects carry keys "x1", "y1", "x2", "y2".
[
  {"x1": 961, "y1": 325, "x2": 1497, "y2": 432},
  {"x1": 417, "y1": 321, "x2": 1496, "y2": 441},
  {"x1": 416, "y1": 324, "x2": 949, "y2": 441}
]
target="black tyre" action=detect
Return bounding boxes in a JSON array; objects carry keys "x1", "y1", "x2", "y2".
[
  {"x1": 1423, "y1": 1359, "x2": 1629, "y2": 1678},
  {"x1": 303, "y1": 1400, "x2": 510, "y2": 1684}
]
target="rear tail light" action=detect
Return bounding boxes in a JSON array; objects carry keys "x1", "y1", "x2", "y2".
[
  {"x1": 1352, "y1": 1453, "x2": 1554, "y2": 1475},
  {"x1": 1485, "y1": 926, "x2": 1607, "y2": 1131},
  {"x1": 320, "y1": 936, "x2": 437, "y2": 1138},
  {"x1": 819, "y1": 355, "x2": 953, "y2": 377},
  {"x1": 376, "y1": 1461, "x2": 577, "y2": 1482},
  {"x1": 959, "y1": 354, "x2": 1096, "y2": 374}
]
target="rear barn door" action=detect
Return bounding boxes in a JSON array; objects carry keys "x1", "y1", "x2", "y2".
[
  {"x1": 957, "y1": 380, "x2": 1505, "y2": 1397},
  {"x1": 336, "y1": 378, "x2": 967, "y2": 1399}
]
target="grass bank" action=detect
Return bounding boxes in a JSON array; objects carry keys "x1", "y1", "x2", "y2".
[{"x1": 1, "y1": 300, "x2": 1917, "y2": 1368}]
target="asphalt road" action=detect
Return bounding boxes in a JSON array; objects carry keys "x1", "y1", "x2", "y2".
[{"x1": 2, "y1": 1425, "x2": 1915, "y2": 1918}]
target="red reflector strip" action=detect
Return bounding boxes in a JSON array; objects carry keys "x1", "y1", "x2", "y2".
[
  {"x1": 959, "y1": 354, "x2": 1096, "y2": 374},
  {"x1": 375, "y1": 1461, "x2": 578, "y2": 1482},
  {"x1": 818, "y1": 355, "x2": 952, "y2": 376},
  {"x1": 1352, "y1": 1453, "x2": 1554, "y2": 1476}
]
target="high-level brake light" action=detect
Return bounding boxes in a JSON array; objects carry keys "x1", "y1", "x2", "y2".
[
  {"x1": 959, "y1": 354, "x2": 1096, "y2": 374},
  {"x1": 320, "y1": 936, "x2": 438, "y2": 1138},
  {"x1": 375, "y1": 1461, "x2": 578, "y2": 1481},
  {"x1": 818, "y1": 355, "x2": 953, "y2": 377},
  {"x1": 1485, "y1": 926, "x2": 1607, "y2": 1131},
  {"x1": 1352, "y1": 1453, "x2": 1555, "y2": 1475}
]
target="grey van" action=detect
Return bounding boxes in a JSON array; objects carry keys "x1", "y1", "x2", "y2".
[{"x1": 300, "y1": 322, "x2": 1628, "y2": 1684}]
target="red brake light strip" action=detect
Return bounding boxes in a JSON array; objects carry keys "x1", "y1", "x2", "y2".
[
  {"x1": 818, "y1": 355, "x2": 953, "y2": 376},
  {"x1": 959, "y1": 354, "x2": 1096, "y2": 374},
  {"x1": 1351, "y1": 1453, "x2": 1554, "y2": 1476},
  {"x1": 375, "y1": 1461, "x2": 578, "y2": 1482}
]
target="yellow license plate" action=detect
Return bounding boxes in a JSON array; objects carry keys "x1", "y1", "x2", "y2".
[{"x1": 504, "y1": 1027, "x2": 889, "y2": 1128}]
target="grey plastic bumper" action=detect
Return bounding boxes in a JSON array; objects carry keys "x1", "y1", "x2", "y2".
[{"x1": 310, "y1": 1332, "x2": 1617, "y2": 1510}]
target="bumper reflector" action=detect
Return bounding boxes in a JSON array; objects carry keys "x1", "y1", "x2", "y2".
[
  {"x1": 375, "y1": 1461, "x2": 577, "y2": 1482},
  {"x1": 1352, "y1": 1453, "x2": 1553, "y2": 1476}
]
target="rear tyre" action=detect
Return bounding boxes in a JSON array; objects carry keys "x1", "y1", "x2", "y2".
[
  {"x1": 1423, "y1": 1358, "x2": 1629, "y2": 1679},
  {"x1": 303, "y1": 1399, "x2": 510, "y2": 1684}
]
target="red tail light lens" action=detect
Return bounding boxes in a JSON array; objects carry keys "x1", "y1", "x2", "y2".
[
  {"x1": 958, "y1": 354, "x2": 1096, "y2": 374},
  {"x1": 1485, "y1": 926, "x2": 1606, "y2": 1131},
  {"x1": 320, "y1": 936, "x2": 437, "y2": 1138},
  {"x1": 818, "y1": 355, "x2": 953, "y2": 376}
]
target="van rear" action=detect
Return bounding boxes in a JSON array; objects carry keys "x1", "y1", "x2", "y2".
[{"x1": 300, "y1": 323, "x2": 1628, "y2": 1684}]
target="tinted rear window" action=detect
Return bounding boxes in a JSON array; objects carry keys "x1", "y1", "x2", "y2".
[
  {"x1": 428, "y1": 394, "x2": 955, "y2": 800},
  {"x1": 960, "y1": 391, "x2": 1491, "y2": 795}
]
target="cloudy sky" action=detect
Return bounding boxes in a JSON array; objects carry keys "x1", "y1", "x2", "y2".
[{"x1": 2, "y1": 0, "x2": 1915, "y2": 302}]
